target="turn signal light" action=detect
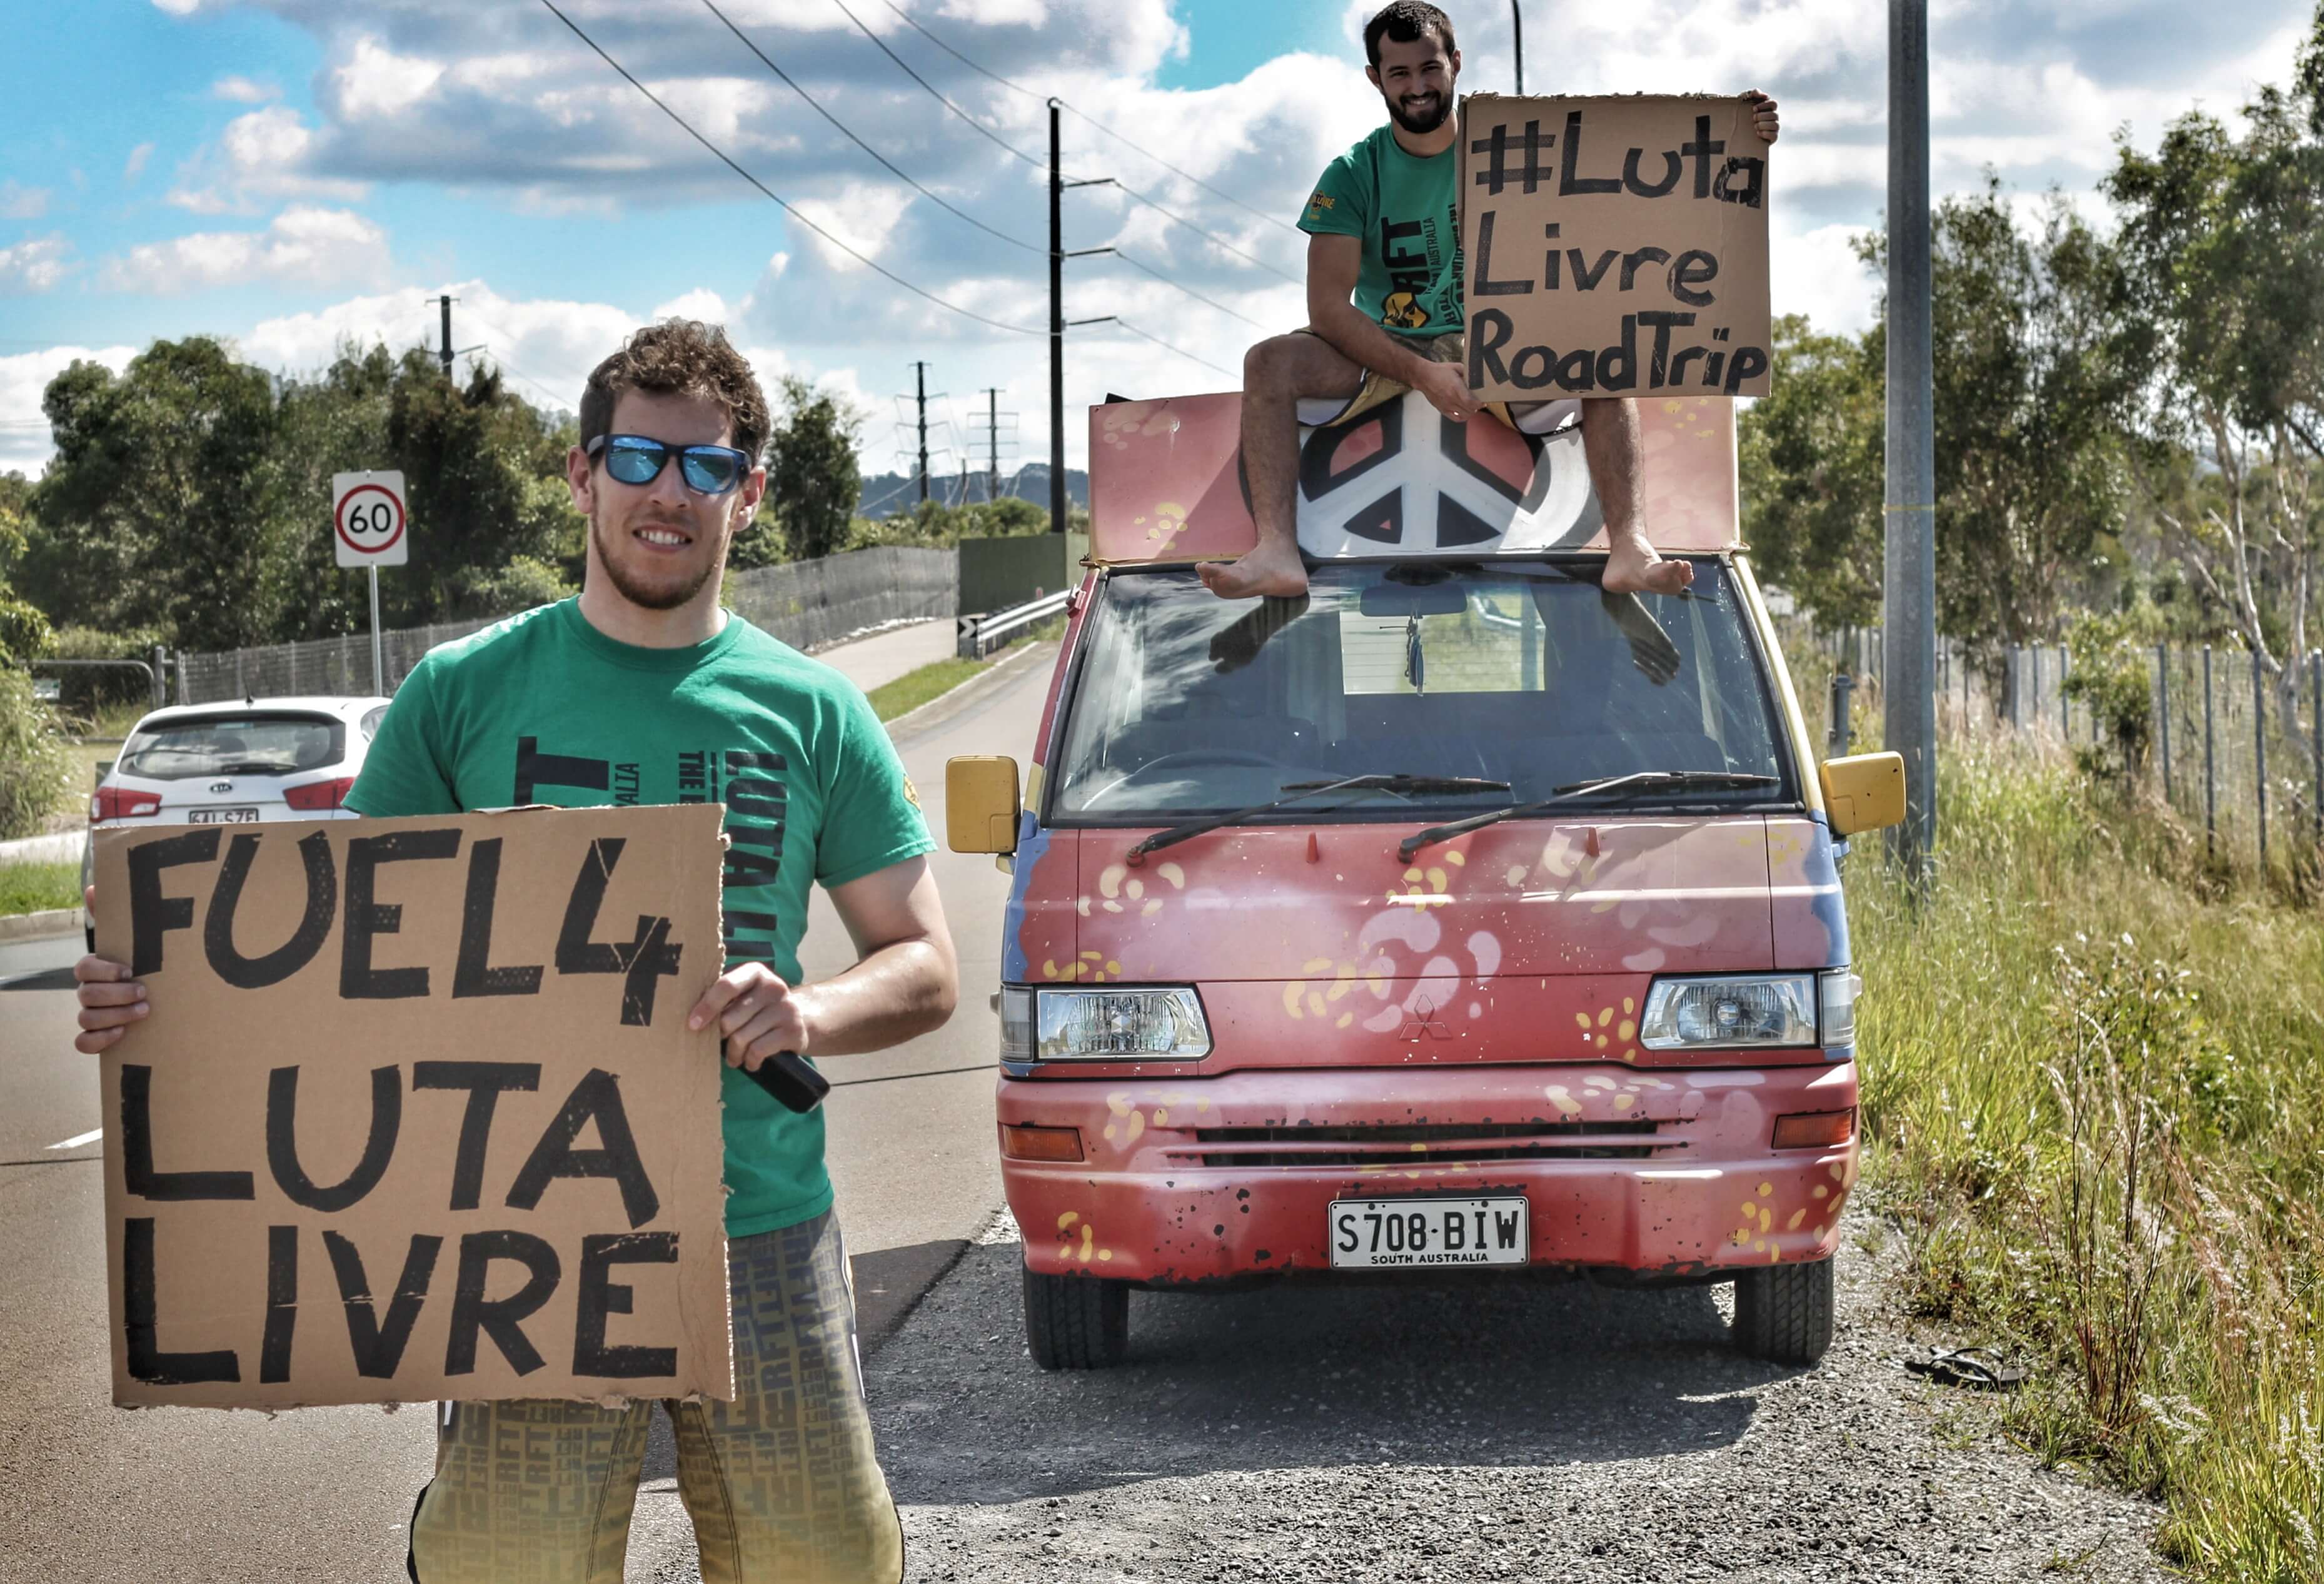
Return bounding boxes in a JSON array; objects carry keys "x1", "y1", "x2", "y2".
[
  {"x1": 92, "y1": 786, "x2": 161, "y2": 821},
  {"x1": 999, "y1": 1123, "x2": 1085, "y2": 1163},
  {"x1": 1771, "y1": 1109, "x2": 1856, "y2": 1150},
  {"x1": 284, "y1": 777, "x2": 356, "y2": 811}
]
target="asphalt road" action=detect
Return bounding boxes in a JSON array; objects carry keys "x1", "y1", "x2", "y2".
[{"x1": 0, "y1": 622, "x2": 1042, "y2": 1584}]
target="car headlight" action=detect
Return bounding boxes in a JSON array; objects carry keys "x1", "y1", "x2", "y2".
[
  {"x1": 1007, "y1": 986, "x2": 1212, "y2": 1061},
  {"x1": 1639, "y1": 974, "x2": 1818, "y2": 1049}
]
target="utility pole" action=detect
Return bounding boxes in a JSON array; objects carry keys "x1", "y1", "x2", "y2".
[
  {"x1": 912, "y1": 361, "x2": 932, "y2": 504},
  {"x1": 1511, "y1": 1, "x2": 1524, "y2": 93},
  {"x1": 985, "y1": 388, "x2": 1002, "y2": 504},
  {"x1": 438, "y1": 295, "x2": 455, "y2": 378},
  {"x1": 1883, "y1": 0, "x2": 1937, "y2": 877},
  {"x1": 1048, "y1": 100, "x2": 1117, "y2": 534}
]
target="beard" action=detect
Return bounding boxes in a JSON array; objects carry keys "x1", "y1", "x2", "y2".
[
  {"x1": 1384, "y1": 86, "x2": 1453, "y2": 135},
  {"x1": 590, "y1": 506, "x2": 723, "y2": 613}
]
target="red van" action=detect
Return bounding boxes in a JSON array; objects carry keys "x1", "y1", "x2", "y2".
[{"x1": 947, "y1": 391, "x2": 1901, "y2": 1370}]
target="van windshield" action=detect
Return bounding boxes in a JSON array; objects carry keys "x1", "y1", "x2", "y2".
[{"x1": 1049, "y1": 561, "x2": 1793, "y2": 824}]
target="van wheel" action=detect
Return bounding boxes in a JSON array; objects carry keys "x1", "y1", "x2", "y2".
[
  {"x1": 1732, "y1": 1255, "x2": 1835, "y2": 1366},
  {"x1": 1023, "y1": 1266, "x2": 1130, "y2": 1370}
]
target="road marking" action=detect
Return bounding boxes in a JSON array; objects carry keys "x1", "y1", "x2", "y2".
[{"x1": 47, "y1": 1128, "x2": 101, "y2": 1150}]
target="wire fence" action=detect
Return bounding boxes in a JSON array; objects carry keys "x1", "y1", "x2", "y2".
[
  {"x1": 1784, "y1": 621, "x2": 2324, "y2": 880},
  {"x1": 176, "y1": 547, "x2": 958, "y2": 705}
]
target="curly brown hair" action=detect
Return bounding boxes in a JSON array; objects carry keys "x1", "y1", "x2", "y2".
[{"x1": 579, "y1": 319, "x2": 772, "y2": 464}]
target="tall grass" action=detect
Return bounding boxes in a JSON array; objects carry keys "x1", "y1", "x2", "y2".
[{"x1": 1853, "y1": 738, "x2": 2324, "y2": 1581}]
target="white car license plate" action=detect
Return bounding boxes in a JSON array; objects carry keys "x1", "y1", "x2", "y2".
[
  {"x1": 189, "y1": 807, "x2": 261, "y2": 824},
  {"x1": 1327, "y1": 1196, "x2": 1529, "y2": 1269}
]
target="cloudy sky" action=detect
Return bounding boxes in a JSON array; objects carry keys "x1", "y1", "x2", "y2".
[{"x1": 2, "y1": 0, "x2": 2311, "y2": 488}]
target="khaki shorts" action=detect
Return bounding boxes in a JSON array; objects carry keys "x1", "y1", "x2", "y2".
[
  {"x1": 408, "y1": 1209, "x2": 901, "y2": 1584},
  {"x1": 1292, "y1": 328, "x2": 1582, "y2": 435}
]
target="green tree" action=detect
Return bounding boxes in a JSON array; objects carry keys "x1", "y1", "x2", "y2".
[
  {"x1": 2106, "y1": 43, "x2": 2324, "y2": 691},
  {"x1": 26, "y1": 338, "x2": 294, "y2": 650},
  {"x1": 385, "y1": 352, "x2": 582, "y2": 623},
  {"x1": 1738, "y1": 315, "x2": 1885, "y2": 626},
  {"x1": 763, "y1": 376, "x2": 862, "y2": 564},
  {"x1": 0, "y1": 472, "x2": 53, "y2": 665}
]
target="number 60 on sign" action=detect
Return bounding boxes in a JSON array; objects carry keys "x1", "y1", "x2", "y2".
[{"x1": 332, "y1": 470, "x2": 409, "y2": 568}]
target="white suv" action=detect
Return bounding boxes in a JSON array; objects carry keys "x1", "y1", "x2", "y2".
[{"x1": 81, "y1": 695, "x2": 393, "y2": 950}]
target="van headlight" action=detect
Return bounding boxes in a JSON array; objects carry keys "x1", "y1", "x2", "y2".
[
  {"x1": 1639, "y1": 974, "x2": 1818, "y2": 1049},
  {"x1": 1004, "y1": 986, "x2": 1212, "y2": 1061}
]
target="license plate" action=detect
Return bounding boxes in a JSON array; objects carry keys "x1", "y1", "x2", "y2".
[
  {"x1": 188, "y1": 807, "x2": 260, "y2": 824},
  {"x1": 1327, "y1": 1196, "x2": 1530, "y2": 1269}
]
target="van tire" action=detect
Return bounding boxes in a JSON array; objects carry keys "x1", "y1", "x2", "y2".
[
  {"x1": 1732, "y1": 1255, "x2": 1835, "y2": 1366},
  {"x1": 1023, "y1": 1267, "x2": 1129, "y2": 1370}
]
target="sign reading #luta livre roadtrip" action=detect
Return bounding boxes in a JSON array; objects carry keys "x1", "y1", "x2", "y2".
[
  {"x1": 93, "y1": 804, "x2": 734, "y2": 1410},
  {"x1": 1458, "y1": 94, "x2": 1773, "y2": 401}
]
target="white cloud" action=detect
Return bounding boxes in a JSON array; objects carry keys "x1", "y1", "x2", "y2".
[
  {"x1": 149, "y1": 0, "x2": 200, "y2": 14},
  {"x1": 168, "y1": 105, "x2": 366, "y2": 214},
  {"x1": 0, "y1": 237, "x2": 76, "y2": 295},
  {"x1": 650, "y1": 288, "x2": 733, "y2": 323},
  {"x1": 99, "y1": 206, "x2": 391, "y2": 294},
  {"x1": 124, "y1": 143, "x2": 156, "y2": 183},
  {"x1": 0, "y1": 344, "x2": 137, "y2": 476},
  {"x1": 788, "y1": 183, "x2": 916, "y2": 273},
  {"x1": 332, "y1": 36, "x2": 445, "y2": 121},
  {"x1": 0, "y1": 180, "x2": 50, "y2": 220},
  {"x1": 212, "y1": 74, "x2": 278, "y2": 103}
]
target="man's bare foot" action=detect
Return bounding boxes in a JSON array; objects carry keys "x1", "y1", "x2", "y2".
[
  {"x1": 1197, "y1": 540, "x2": 1309, "y2": 598},
  {"x1": 1603, "y1": 537, "x2": 1694, "y2": 596}
]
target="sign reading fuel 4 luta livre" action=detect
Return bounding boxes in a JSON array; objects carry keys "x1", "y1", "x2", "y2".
[
  {"x1": 93, "y1": 804, "x2": 733, "y2": 1410},
  {"x1": 1458, "y1": 94, "x2": 1772, "y2": 401}
]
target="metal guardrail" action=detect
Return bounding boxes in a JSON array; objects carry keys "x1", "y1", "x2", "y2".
[{"x1": 956, "y1": 588, "x2": 1071, "y2": 660}]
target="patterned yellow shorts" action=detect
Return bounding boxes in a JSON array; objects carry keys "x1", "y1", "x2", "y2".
[{"x1": 407, "y1": 1210, "x2": 901, "y2": 1584}]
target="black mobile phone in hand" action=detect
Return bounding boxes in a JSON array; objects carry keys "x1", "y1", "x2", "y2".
[{"x1": 745, "y1": 1050, "x2": 830, "y2": 1113}]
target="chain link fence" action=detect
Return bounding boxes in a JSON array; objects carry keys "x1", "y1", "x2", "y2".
[
  {"x1": 176, "y1": 547, "x2": 957, "y2": 705},
  {"x1": 1786, "y1": 620, "x2": 2324, "y2": 879}
]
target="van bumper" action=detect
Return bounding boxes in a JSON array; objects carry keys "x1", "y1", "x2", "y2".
[{"x1": 998, "y1": 1060, "x2": 1859, "y2": 1284}]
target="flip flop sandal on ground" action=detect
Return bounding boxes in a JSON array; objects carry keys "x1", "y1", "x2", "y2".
[{"x1": 1901, "y1": 1345, "x2": 2028, "y2": 1391}]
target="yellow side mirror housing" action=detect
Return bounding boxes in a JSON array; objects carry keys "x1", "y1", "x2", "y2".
[
  {"x1": 1819, "y1": 752, "x2": 1906, "y2": 838},
  {"x1": 945, "y1": 755, "x2": 1022, "y2": 854}
]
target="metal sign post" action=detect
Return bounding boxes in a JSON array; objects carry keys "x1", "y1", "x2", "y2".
[{"x1": 331, "y1": 470, "x2": 410, "y2": 695}]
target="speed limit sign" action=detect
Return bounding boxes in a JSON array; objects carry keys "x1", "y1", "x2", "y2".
[{"x1": 332, "y1": 470, "x2": 410, "y2": 568}]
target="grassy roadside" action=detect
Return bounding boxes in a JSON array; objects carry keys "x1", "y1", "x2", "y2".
[
  {"x1": 1851, "y1": 739, "x2": 2323, "y2": 1582},
  {"x1": 0, "y1": 860, "x2": 79, "y2": 918},
  {"x1": 867, "y1": 618, "x2": 1062, "y2": 724}
]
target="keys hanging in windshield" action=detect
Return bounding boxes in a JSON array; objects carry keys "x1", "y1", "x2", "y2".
[{"x1": 1398, "y1": 770, "x2": 1779, "y2": 861}]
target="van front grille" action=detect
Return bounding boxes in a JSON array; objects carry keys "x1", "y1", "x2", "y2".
[{"x1": 1181, "y1": 1119, "x2": 1669, "y2": 1168}]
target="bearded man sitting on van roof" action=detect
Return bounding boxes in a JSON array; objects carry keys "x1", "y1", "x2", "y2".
[{"x1": 1199, "y1": 1, "x2": 1778, "y2": 602}]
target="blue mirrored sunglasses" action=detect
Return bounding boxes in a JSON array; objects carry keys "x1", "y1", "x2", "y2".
[{"x1": 586, "y1": 433, "x2": 751, "y2": 495}]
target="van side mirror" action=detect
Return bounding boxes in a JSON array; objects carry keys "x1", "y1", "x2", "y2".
[
  {"x1": 1819, "y1": 752, "x2": 1906, "y2": 838},
  {"x1": 945, "y1": 756, "x2": 1022, "y2": 854}
]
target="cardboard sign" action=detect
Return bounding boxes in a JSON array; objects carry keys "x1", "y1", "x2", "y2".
[
  {"x1": 93, "y1": 804, "x2": 733, "y2": 1410},
  {"x1": 1458, "y1": 94, "x2": 1771, "y2": 401}
]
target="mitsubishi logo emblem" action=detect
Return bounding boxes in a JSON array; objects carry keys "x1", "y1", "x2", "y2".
[{"x1": 1399, "y1": 995, "x2": 1452, "y2": 1044}]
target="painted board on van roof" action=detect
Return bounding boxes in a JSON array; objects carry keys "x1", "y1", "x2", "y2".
[{"x1": 1087, "y1": 390, "x2": 1737, "y2": 565}]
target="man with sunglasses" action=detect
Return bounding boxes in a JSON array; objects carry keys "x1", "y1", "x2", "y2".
[{"x1": 72, "y1": 318, "x2": 955, "y2": 1583}]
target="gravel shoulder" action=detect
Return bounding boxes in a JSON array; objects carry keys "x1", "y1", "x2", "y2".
[{"x1": 871, "y1": 1211, "x2": 2174, "y2": 1584}]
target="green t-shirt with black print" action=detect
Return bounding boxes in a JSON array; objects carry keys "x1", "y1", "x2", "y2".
[
  {"x1": 346, "y1": 597, "x2": 935, "y2": 1236},
  {"x1": 1300, "y1": 123, "x2": 1464, "y2": 340}
]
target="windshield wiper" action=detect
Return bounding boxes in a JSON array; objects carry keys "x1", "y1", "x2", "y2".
[
  {"x1": 1130, "y1": 773, "x2": 1511, "y2": 862},
  {"x1": 1398, "y1": 770, "x2": 1779, "y2": 861}
]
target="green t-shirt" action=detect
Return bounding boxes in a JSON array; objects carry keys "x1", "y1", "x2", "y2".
[
  {"x1": 345, "y1": 598, "x2": 935, "y2": 1238},
  {"x1": 1300, "y1": 124, "x2": 1463, "y2": 340}
]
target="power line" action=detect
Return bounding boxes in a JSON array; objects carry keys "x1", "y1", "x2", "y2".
[
  {"x1": 1115, "y1": 251, "x2": 1270, "y2": 329},
  {"x1": 836, "y1": 0, "x2": 1295, "y2": 283},
  {"x1": 538, "y1": 0, "x2": 1041, "y2": 338},
  {"x1": 868, "y1": 0, "x2": 1300, "y2": 237},
  {"x1": 701, "y1": 0, "x2": 1042, "y2": 256},
  {"x1": 1114, "y1": 319, "x2": 1240, "y2": 380},
  {"x1": 825, "y1": 0, "x2": 1044, "y2": 171}
]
